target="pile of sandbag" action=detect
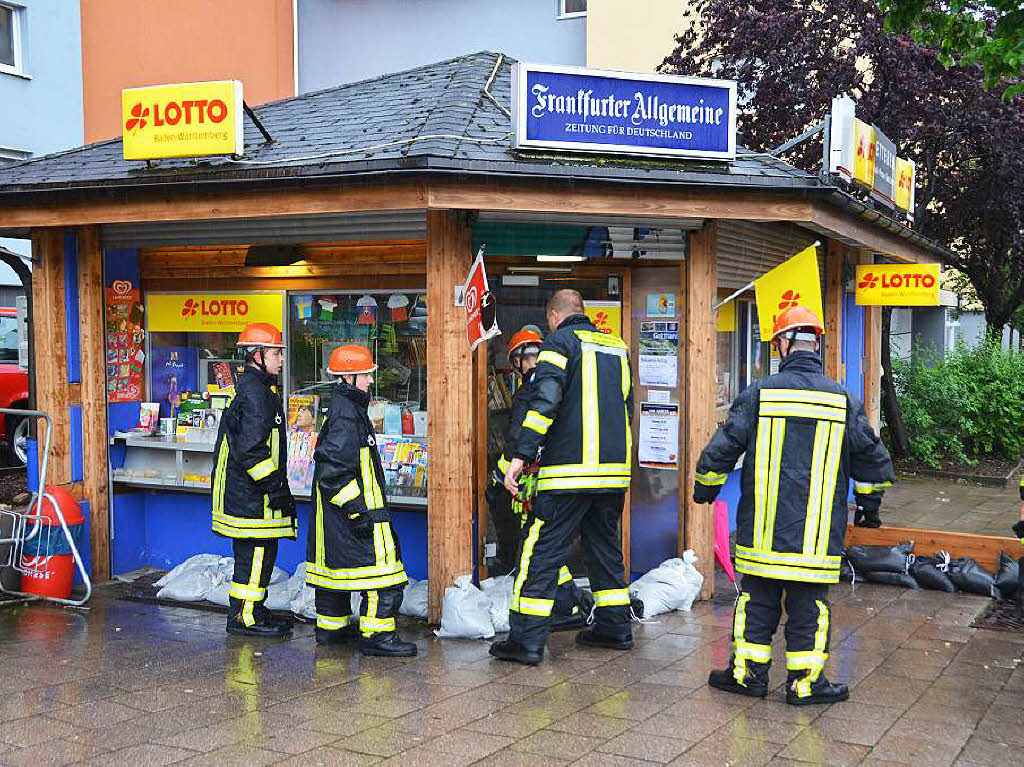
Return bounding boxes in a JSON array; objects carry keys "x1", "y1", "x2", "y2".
[
  {"x1": 629, "y1": 552, "x2": 704, "y2": 617},
  {"x1": 843, "y1": 542, "x2": 1021, "y2": 599},
  {"x1": 154, "y1": 554, "x2": 434, "y2": 621}
]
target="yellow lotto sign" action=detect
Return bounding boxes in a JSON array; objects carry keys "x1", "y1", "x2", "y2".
[
  {"x1": 754, "y1": 245, "x2": 824, "y2": 342},
  {"x1": 852, "y1": 119, "x2": 875, "y2": 187},
  {"x1": 855, "y1": 264, "x2": 940, "y2": 306},
  {"x1": 122, "y1": 80, "x2": 244, "y2": 160},
  {"x1": 147, "y1": 293, "x2": 284, "y2": 333},
  {"x1": 893, "y1": 157, "x2": 916, "y2": 212},
  {"x1": 584, "y1": 301, "x2": 623, "y2": 336}
]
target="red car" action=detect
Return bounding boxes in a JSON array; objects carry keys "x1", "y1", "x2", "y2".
[{"x1": 0, "y1": 307, "x2": 29, "y2": 464}]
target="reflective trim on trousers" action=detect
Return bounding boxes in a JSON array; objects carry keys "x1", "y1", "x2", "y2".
[{"x1": 593, "y1": 588, "x2": 630, "y2": 607}]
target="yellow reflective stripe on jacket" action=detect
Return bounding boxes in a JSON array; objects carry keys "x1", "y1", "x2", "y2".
[
  {"x1": 248, "y1": 457, "x2": 276, "y2": 481},
  {"x1": 582, "y1": 346, "x2": 599, "y2": 464},
  {"x1": 538, "y1": 350, "x2": 567, "y2": 369},
  {"x1": 212, "y1": 439, "x2": 229, "y2": 516},
  {"x1": 360, "y1": 447, "x2": 385, "y2": 509},
  {"x1": 764, "y1": 418, "x2": 786, "y2": 550},
  {"x1": 593, "y1": 588, "x2": 630, "y2": 607},
  {"x1": 537, "y1": 475, "x2": 630, "y2": 492},
  {"x1": 538, "y1": 463, "x2": 630, "y2": 478},
  {"x1": 331, "y1": 479, "x2": 361, "y2": 507},
  {"x1": 306, "y1": 568, "x2": 409, "y2": 591},
  {"x1": 815, "y1": 422, "x2": 845, "y2": 557},
  {"x1": 735, "y1": 559, "x2": 840, "y2": 584},
  {"x1": 523, "y1": 410, "x2": 553, "y2": 435},
  {"x1": 735, "y1": 545, "x2": 841, "y2": 570},
  {"x1": 620, "y1": 355, "x2": 630, "y2": 400},
  {"x1": 759, "y1": 403, "x2": 846, "y2": 422},
  {"x1": 497, "y1": 456, "x2": 511, "y2": 475},
  {"x1": 696, "y1": 470, "x2": 728, "y2": 486},
  {"x1": 558, "y1": 566, "x2": 573, "y2": 585},
  {"x1": 804, "y1": 421, "x2": 846, "y2": 558},
  {"x1": 575, "y1": 329, "x2": 627, "y2": 349},
  {"x1": 759, "y1": 388, "x2": 846, "y2": 408}
]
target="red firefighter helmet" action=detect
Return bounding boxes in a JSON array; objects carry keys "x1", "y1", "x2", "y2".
[
  {"x1": 327, "y1": 345, "x2": 377, "y2": 376},
  {"x1": 772, "y1": 306, "x2": 824, "y2": 340},
  {"x1": 236, "y1": 323, "x2": 286, "y2": 348}
]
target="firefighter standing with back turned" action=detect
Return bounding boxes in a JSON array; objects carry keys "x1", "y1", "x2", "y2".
[
  {"x1": 306, "y1": 346, "x2": 417, "y2": 656},
  {"x1": 693, "y1": 306, "x2": 895, "y2": 704},
  {"x1": 212, "y1": 323, "x2": 296, "y2": 637},
  {"x1": 497, "y1": 326, "x2": 591, "y2": 632},
  {"x1": 492, "y1": 289, "x2": 634, "y2": 665}
]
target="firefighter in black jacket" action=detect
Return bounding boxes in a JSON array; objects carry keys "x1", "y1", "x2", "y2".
[
  {"x1": 212, "y1": 323, "x2": 296, "y2": 637},
  {"x1": 307, "y1": 345, "x2": 416, "y2": 657},
  {"x1": 492, "y1": 289, "x2": 634, "y2": 666},
  {"x1": 497, "y1": 326, "x2": 590, "y2": 631},
  {"x1": 694, "y1": 306, "x2": 895, "y2": 705}
]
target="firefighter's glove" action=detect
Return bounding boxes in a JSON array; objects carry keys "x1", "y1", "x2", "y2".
[
  {"x1": 693, "y1": 482, "x2": 719, "y2": 505},
  {"x1": 259, "y1": 470, "x2": 292, "y2": 511},
  {"x1": 1012, "y1": 520, "x2": 1024, "y2": 540},
  {"x1": 347, "y1": 512, "x2": 374, "y2": 539},
  {"x1": 854, "y1": 494, "x2": 882, "y2": 528}
]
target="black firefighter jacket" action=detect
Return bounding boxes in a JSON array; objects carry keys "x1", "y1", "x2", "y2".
[
  {"x1": 513, "y1": 314, "x2": 634, "y2": 494},
  {"x1": 307, "y1": 382, "x2": 407, "y2": 592},
  {"x1": 695, "y1": 351, "x2": 895, "y2": 584},
  {"x1": 212, "y1": 367, "x2": 295, "y2": 539},
  {"x1": 498, "y1": 368, "x2": 537, "y2": 478}
]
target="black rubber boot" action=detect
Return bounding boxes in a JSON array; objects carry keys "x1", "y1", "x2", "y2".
[
  {"x1": 489, "y1": 638, "x2": 544, "y2": 665},
  {"x1": 575, "y1": 628, "x2": 633, "y2": 650},
  {"x1": 551, "y1": 612, "x2": 587, "y2": 632},
  {"x1": 359, "y1": 632, "x2": 418, "y2": 657},
  {"x1": 708, "y1": 659, "x2": 770, "y2": 698},
  {"x1": 785, "y1": 672, "x2": 849, "y2": 706},
  {"x1": 226, "y1": 615, "x2": 291, "y2": 637},
  {"x1": 315, "y1": 624, "x2": 358, "y2": 646},
  {"x1": 257, "y1": 605, "x2": 294, "y2": 631}
]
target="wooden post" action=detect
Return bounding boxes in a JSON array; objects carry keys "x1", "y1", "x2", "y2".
[
  {"x1": 426, "y1": 210, "x2": 475, "y2": 623},
  {"x1": 78, "y1": 227, "x2": 110, "y2": 581},
  {"x1": 683, "y1": 222, "x2": 717, "y2": 599},
  {"x1": 824, "y1": 239, "x2": 845, "y2": 382},
  {"x1": 30, "y1": 229, "x2": 72, "y2": 487},
  {"x1": 860, "y1": 251, "x2": 882, "y2": 431}
]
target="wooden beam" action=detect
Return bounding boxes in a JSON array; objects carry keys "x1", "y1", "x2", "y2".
[
  {"x1": 0, "y1": 179, "x2": 428, "y2": 229},
  {"x1": 809, "y1": 203, "x2": 935, "y2": 263},
  {"x1": 860, "y1": 251, "x2": 882, "y2": 431},
  {"x1": 429, "y1": 178, "x2": 814, "y2": 222},
  {"x1": 683, "y1": 222, "x2": 717, "y2": 599},
  {"x1": 78, "y1": 227, "x2": 110, "y2": 583},
  {"x1": 845, "y1": 525, "x2": 1017, "y2": 573},
  {"x1": 425, "y1": 210, "x2": 475, "y2": 623},
  {"x1": 139, "y1": 262, "x2": 427, "y2": 281},
  {"x1": 824, "y1": 239, "x2": 845, "y2": 381},
  {"x1": 30, "y1": 229, "x2": 71, "y2": 487}
]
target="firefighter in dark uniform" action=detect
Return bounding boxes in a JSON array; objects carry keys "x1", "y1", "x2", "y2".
[
  {"x1": 694, "y1": 306, "x2": 895, "y2": 705},
  {"x1": 212, "y1": 323, "x2": 296, "y2": 637},
  {"x1": 497, "y1": 326, "x2": 590, "y2": 632},
  {"x1": 492, "y1": 289, "x2": 634, "y2": 665},
  {"x1": 307, "y1": 345, "x2": 417, "y2": 656}
]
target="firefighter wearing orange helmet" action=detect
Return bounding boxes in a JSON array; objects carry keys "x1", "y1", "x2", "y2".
[
  {"x1": 306, "y1": 345, "x2": 416, "y2": 656},
  {"x1": 213, "y1": 323, "x2": 296, "y2": 637},
  {"x1": 494, "y1": 326, "x2": 591, "y2": 631},
  {"x1": 693, "y1": 305, "x2": 894, "y2": 705}
]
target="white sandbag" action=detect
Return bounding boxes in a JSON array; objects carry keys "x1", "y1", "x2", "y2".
[
  {"x1": 205, "y1": 581, "x2": 230, "y2": 607},
  {"x1": 289, "y1": 585, "x2": 316, "y2": 619},
  {"x1": 156, "y1": 565, "x2": 219, "y2": 602},
  {"x1": 400, "y1": 579, "x2": 429, "y2": 618},
  {"x1": 629, "y1": 551, "x2": 703, "y2": 617},
  {"x1": 434, "y1": 575, "x2": 495, "y2": 639},
  {"x1": 480, "y1": 574, "x2": 514, "y2": 633},
  {"x1": 154, "y1": 554, "x2": 221, "y2": 588}
]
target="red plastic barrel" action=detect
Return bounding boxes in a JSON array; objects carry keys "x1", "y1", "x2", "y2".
[{"x1": 20, "y1": 487, "x2": 84, "y2": 600}]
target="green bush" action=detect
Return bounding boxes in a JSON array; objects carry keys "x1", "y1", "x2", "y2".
[{"x1": 892, "y1": 343, "x2": 1024, "y2": 468}]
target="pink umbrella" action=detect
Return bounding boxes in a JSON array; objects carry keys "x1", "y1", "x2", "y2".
[{"x1": 714, "y1": 500, "x2": 738, "y2": 588}]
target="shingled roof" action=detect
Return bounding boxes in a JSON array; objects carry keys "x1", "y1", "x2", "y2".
[{"x1": 0, "y1": 51, "x2": 824, "y2": 193}]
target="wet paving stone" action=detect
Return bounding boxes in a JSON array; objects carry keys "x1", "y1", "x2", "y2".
[{"x1": 0, "y1": 582, "x2": 1019, "y2": 765}]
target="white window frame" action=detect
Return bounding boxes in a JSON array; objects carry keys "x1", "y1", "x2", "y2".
[
  {"x1": 558, "y1": 0, "x2": 587, "y2": 20},
  {"x1": 0, "y1": 2, "x2": 27, "y2": 79}
]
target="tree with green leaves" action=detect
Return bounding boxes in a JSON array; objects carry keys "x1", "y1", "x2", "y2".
[{"x1": 880, "y1": 0, "x2": 1024, "y2": 97}]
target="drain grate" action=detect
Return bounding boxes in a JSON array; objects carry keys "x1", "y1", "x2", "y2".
[{"x1": 972, "y1": 598, "x2": 1024, "y2": 633}]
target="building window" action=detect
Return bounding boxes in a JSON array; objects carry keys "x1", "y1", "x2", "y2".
[
  {"x1": 559, "y1": 0, "x2": 586, "y2": 19},
  {"x1": 0, "y1": 3, "x2": 24, "y2": 76}
]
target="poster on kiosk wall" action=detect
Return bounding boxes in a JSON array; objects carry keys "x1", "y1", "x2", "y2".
[{"x1": 105, "y1": 280, "x2": 145, "y2": 403}]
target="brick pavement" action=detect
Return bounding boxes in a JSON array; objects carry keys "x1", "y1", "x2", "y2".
[
  {"x1": 0, "y1": 582, "x2": 1022, "y2": 766},
  {"x1": 880, "y1": 475, "x2": 1021, "y2": 537}
]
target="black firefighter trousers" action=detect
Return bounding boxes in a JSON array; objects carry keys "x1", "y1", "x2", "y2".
[
  {"x1": 229, "y1": 539, "x2": 279, "y2": 626},
  {"x1": 509, "y1": 492, "x2": 631, "y2": 651},
  {"x1": 730, "y1": 574, "x2": 833, "y2": 695},
  {"x1": 314, "y1": 586, "x2": 403, "y2": 637}
]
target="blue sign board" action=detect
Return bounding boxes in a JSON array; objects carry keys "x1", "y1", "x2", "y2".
[{"x1": 513, "y1": 63, "x2": 737, "y2": 160}]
